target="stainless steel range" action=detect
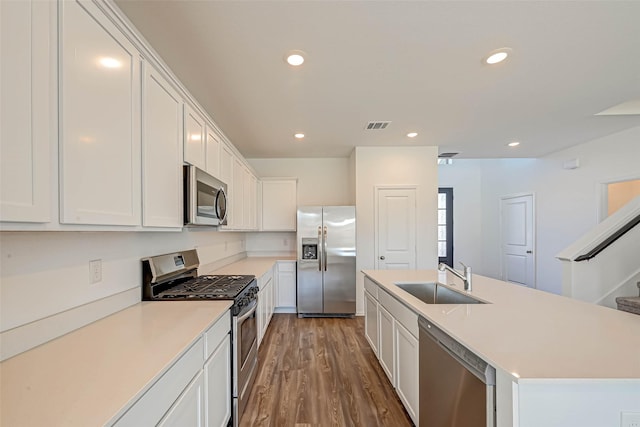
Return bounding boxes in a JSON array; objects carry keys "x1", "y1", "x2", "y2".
[{"x1": 142, "y1": 249, "x2": 258, "y2": 427}]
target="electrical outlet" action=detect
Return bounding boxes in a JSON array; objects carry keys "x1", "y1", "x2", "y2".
[
  {"x1": 89, "y1": 259, "x2": 102, "y2": 284},
  {"x1": 622, "y1": 412, "x2": 640, "y2": 427}
]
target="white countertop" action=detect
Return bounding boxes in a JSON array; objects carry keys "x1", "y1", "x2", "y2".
[
  {"x1": 0, "y1": 300, "x2": 232, "y2": 426},
  {"x1": 363, "y1": 270, "x2": 640, "y2": 381},
  {"x1": 208, "y1": 256, "x2": 296, "y2": 277}
]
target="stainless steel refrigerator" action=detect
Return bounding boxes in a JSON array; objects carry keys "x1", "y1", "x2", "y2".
[{"x1": 297, "y1": 206, "x2": 356, "y2": 316}]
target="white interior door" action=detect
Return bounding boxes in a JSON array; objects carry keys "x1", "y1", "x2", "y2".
[
  {"x1": 376, "y1": 188, "x2": 417, "y2": 269},
  {"x1": 500, "y1": 194, "x2": 535, "y2": 287}
]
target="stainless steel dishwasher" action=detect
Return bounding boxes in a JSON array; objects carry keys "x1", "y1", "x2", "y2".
[{"x1": 418, "y1": 317, "x2": 496, "y2": 427}]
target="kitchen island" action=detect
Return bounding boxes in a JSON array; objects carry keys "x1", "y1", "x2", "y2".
[{"x1": 363, "y1": 269, "x2": 640, "y2": 427}]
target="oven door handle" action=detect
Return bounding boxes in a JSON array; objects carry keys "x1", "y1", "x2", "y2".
[{"x1": 236, "y1": 299, "x2": 258, "y2": 323}]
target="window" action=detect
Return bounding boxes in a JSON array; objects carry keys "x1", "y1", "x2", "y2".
[{"x1": 438, "y1": 188, "x2": 453, "y2": 267}]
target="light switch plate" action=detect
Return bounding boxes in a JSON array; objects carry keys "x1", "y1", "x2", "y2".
[
  {"x1": 89, "y1": 259, "x2": 102, "y2": 284},
  {"x1": 622, "y1": 412, "x2": 640, "y2": 427}
]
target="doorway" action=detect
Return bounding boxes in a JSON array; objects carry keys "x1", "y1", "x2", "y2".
[
  {"x1": 500, "y1": 194, "x2": 535, "y2": 288},
  {"x1": 438, "y1": 188, "x2": 454, "y2": 267},
  {"x1": 375, "y1": 187, "x2": 417, "y2": 269}
]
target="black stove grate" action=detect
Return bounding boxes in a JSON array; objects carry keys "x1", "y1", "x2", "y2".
[{"x1": 154, "y1": 274, "x2": 256, "y2": 300}]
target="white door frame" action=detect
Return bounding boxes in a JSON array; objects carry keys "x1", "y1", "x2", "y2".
[
  {"x1": 374, "y1": 185, "x2": 418, "y2": 269},
  {"x1": 499, "y1": 192, "x2": 536, "y2": 288}
]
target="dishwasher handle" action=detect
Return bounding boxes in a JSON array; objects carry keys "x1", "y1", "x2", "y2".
[{"x1": 418, "y1": 316, "x2": 496, "y2": 386}]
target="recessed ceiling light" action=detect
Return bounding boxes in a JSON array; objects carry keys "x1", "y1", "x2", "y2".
[
  {"x1": 294, "y1": 133, "x2": 305, "y2": 139},
  {"x1": 285, "y1": 50, "x2": 306, "y2": 66},
  {"x1": 484, "y1": 48, "x2": 512, "y2": 65},
  {"x1": 508, "y1": 141, "x2": 520, "y2": 147},
  {"x1": 98, "y1": 57, "x2": 122, "y2": 68},
  {"x1": 407, "y1": 132, "x2": 418, "y2": 138}
]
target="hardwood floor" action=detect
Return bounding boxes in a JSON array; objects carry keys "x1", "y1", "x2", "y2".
[{"x1": 240, "y1": 314, "x2": 413, "y2": 427}]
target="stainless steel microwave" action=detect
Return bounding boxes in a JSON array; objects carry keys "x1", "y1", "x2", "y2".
[{"x1": 183, "y1": 165, "x2": 228, "y2": 226}]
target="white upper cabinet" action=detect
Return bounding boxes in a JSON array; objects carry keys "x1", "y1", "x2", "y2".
[
  {"x1": 250, "y1": 173, "x2": 258, "y2": 230},
  {"x1": 219, "y1": 143, "x2": 257, "y2": 231},
  {"x1": 219, "y1": 143, "x2": 235, "y2": 228},
  {"x1": 183, "y1": 104, "x2": 206, "y2": 170},
  {"x1": 242, "y1": 166, "x2": 258, "y2": 230},
  {"x1": 59, "y1": 0, "x2": 141, "y2": 225},
  {"x1": 142, "y1": 63, "x2": 184, "y2": 228},
  {"x1": 260, "y1": 179, "x2": 297, "y2": 231},
  {"x1": 233, "y1": 157, "x2": 245, "y2": 229},
  {"x1": 1, "y1": 0, "x2": 53, "y2": 223},
  {"x1": 205, "y1": 126, "x2": 221, "y2": 179}
]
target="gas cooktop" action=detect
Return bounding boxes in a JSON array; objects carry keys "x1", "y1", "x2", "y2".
[
  {"x1": 156, "y1": 275, "x2": 256, "y2": 299},
  {"x1": 141, "y1": 250, "x2": 257, "y2": 310}
]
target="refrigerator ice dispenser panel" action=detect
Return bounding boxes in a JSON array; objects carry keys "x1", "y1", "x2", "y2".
[{"x1": 302, "y1": 238, "x2": 319, "y2": 260}]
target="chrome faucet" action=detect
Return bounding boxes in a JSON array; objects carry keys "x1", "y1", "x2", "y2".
[{"x1": 438, "y1": 262, "x2": 472, "y2": 292}]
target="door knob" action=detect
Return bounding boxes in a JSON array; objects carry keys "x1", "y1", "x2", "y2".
[{"x1": 379, "y1": 256, "x2": 385, "y2": 260}]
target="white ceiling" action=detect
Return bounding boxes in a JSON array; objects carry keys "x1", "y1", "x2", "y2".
[{"x1": 115, "y1": 0, "x2": 640, "y2": 159}]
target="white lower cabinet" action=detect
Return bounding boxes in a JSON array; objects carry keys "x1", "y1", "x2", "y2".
[
  {"x1": 364, "y1": 290, "x2": 379, "y2": 355},
  {"x1": 266, "y1": 276, "x2": 275, "y2": 326},
  {"x1": 257, "y1": 266, "x2": 275, "y2": 347},
  {"x1": 205, "y1": 335, "x2": 231, "y2": 427},
  {"x1": 114, "y1": 313, "x2": 231, "y2": 427},
  {"x1": 276, "y1": 261, "x2": 297, "y2": 310},
  {"x1": 378, "y1": 304, "x2": 395, "y2": 384},
  {"x1": 365, "y1": 278, "x2": 419, "y2": 426},
  {"x1": 159, "y1": 371, "x2": 205, "y2": 427},
  {"x1": 394, "y1": 321, "x2": 419, "y2": 424}
]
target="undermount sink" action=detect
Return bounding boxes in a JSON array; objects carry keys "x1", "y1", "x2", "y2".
[{"x1": 396, "y1": 282, "x2": 486, "y2": 304}]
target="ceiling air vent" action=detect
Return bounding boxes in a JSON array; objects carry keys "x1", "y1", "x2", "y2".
[
  {"x1": 365, "y1": 121, "x2": 391, "y2": 130},
  {"x1": 438, "y1": 152, "x2": 458, "y2": 165},
  {"x1": 438, "y1": 152, "x2": 459, "y2": 158}
]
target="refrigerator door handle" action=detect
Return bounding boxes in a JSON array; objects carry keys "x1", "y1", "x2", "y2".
[
  {"x1": 317, "y1": 226, "x2": 322, "y2": 272},
  {"x1": 323, "y1": 226, "x2": 328, "y2": 271}
]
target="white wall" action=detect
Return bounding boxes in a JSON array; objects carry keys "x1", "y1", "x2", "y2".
[
  {"x1": 443, "y1": 125, "x2": 640, "y2": 295},
  {"x1": 248, "y1": 157, "x2": 352, "y2": 206},
  {"x1": 438, "y1": 161, "x2": 484, "y2": 270},
  {"x1": 354, "y1": 146, "x2": 439, "y2": 314},
  {"x1": 0, "y1": 230, "x2": 246, "y2": 359},
  {"x1": 245, "y1": 232, "x2": 296, "y2": 256}
]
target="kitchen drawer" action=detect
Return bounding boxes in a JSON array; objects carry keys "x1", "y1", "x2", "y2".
[
  {"x1": 379, "y1": 289, "x2": 418, "y2": 338},
  {"x1": 204, "y1": 312, "x2": 231, "y2": 360},
  {"x1": 364, "y1": 276, "x2": 379, "y2": 300},
  {"x1": 114, "y1": 337, "x2": 204, "y2": 426},
  {"x1": 277, "y1": 261, "x2": 296, "y2": 272}
]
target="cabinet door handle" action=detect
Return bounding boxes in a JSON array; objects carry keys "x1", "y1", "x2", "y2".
[
  {"x1": 526, "y1": 250, "x2": 533, "y2": 254},
  {"x1": 379, "y1": 256, "x2": 385, "y2": 260}
]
